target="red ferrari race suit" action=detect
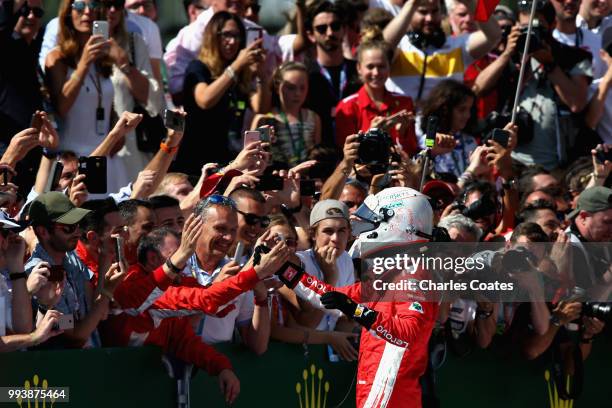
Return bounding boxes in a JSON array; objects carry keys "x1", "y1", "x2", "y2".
[
  {"x1": 100, "y1": 264, "x2": 262, "y2": 372},
  {"x1": 292, "y1": 272, "x2": 438, "y2": 408}
]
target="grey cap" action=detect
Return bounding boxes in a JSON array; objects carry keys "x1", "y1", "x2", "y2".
[{"x1": 309, "y1": 199, "x2": 349, "y2": 227}]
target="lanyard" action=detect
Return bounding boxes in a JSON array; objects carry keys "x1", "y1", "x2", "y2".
[
  {"x1": 317, "y1": 62, "x2": 348, "y2": 100},
  {"x1": 279, "y1": 110, "x2": 305, "y2": 164},
  {"x1": 88, "y1": 69, "x2": 102, "y2": 109}
]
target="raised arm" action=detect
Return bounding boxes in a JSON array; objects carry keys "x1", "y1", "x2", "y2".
[{"x1": 383, "y1": 0, "x2": 418, "y2": 49}]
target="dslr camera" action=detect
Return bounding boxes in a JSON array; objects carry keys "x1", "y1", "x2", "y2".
[
  {"x1": 516, "y1": 22, "x2": 548, "y2": 55},
  {"x1": 356, "y1": 128, "x2": 393, "y2": 174}
]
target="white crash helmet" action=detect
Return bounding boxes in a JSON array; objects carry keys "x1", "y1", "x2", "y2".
[{"x1": 351, "y1": 187, "x2": 433, "y2": 250}]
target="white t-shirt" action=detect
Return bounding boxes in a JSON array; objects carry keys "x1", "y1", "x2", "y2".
[
  {"x1": 386, "y1": 33, "x2": 474, "y2": 101},
  {"x1": 199, "y1": 290, "x2": 255, "y2": 344},
  {"x1": 588, "y1": 78, "x2": 612, "y2": 144},
  {"x1": 296, "y1": 249, "x2": 356, "y2": 331},
  {"x1": 185, "y1": 255, "x2": 256, "y2": 344},
  {"x1": 553, "y1": 28, "x2": 603, "y2": 79}
]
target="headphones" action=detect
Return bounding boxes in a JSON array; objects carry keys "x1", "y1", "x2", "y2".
[{"x1": 406, "y1": 29, "x2": 446, "y2": 51}]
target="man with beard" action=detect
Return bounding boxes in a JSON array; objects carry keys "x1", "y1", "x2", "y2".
[
  {"x1": 551, "y1": 0, "x2": 604, "y2": 78},
  {"x1": 382, "y1": 0, "x2": 501, "y2": 101},
  {"x1": 303, "y1": 1, "x2": 361, "y2": 146},
  {"x1": 26, "y1": 192, "x2": 125, "y2": 348}
]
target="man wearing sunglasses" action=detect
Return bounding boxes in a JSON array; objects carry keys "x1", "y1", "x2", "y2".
[
  {"x1": 25, "y1": 192, "x2": 125, "y2": 348},
  {"x1": 187, "y1": 194, "x2": 275, "y2": 355},
  {"x1": 304, "y1": 1, "x2": 361, "y2": 146},
  {"x1": 0, "y1": 0, "x2": 45, "y2": 190}
]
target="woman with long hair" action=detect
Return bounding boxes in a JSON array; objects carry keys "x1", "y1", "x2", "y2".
[
  {"x1": 175, "y1": 11, "x2": 270, "y2": 176},
  {"x1": 418, "y1": 79, "x2": 478, "y2": 179},
  {"x1": 45, "y1": 0, "x2": 116, "y2": 158},
  {"x1": 335, "y1": 31, "x2": 418, "y2": 156},
  {"x1": 251, "y1": 61, "x2": 321, "y2": 169}
]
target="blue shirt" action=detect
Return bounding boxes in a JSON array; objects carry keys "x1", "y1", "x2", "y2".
[{"x1": 26, "y1": 244, "x2": 100, "y2": 347}]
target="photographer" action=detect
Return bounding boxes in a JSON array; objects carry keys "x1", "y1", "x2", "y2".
[
  {"x1": 0, "y1": 214, "x2": 63, "y2": 352},
  {"x1": 564, "y1": 186, "x2": 612, "y2": 293},
  {"x1": 382, "y1": 0, "x2": 501, "y2": 101},
  {"x1": 25, "y1": 192, "x2": 126, "y2": 348}
]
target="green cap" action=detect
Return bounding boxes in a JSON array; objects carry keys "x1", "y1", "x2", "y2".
[
  {"x1": 568, "y1": 186, "x2": 612, "y2": 219},
  {"x1": 28, "y1": 192, "x2": 91, "y2": 226}
]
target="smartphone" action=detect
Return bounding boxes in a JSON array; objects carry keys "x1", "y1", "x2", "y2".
[
  {"x1": 275, "y1": 261, "x2": 304, "y2": 287},
  {"x1": 246, "y1": 27, "x2": 263, "y2": 47},
  {"x1": 92, "y1": 21, "x2": 109, "y2": 40},
  {"x1": 30, "y1": 112, "x2": 43, "y2": 132},
  {"x1": 255, "y1": 126, "x2": 271, "y2": 143},
  {"x1": 595, "y1": 148, "x2": 612, "y2": 164},
  {"x1": 53, "y1": 313, "x2": 74, "y2": 331},
  {"x1": 425, "y1": 115, "x2": 438, "y2": 148},
  {"x1": 491, "y1": 128, "x2": 510, "y2": 148},
  {"x1": 114, "y1": 236, "x2": 125, "y2": 265},
  {"x1": 78, "y1": 156, "x2": 107, "y2": 194},
  {"x1": 163, "y1": 109, "x2": 185, "y2": 132},
  {"x1": 300, "y1": 179, "x2": 316, "y2": 196},
  {"x1": 234, "y1": 241, "x2": 244, "y2": 262},
  {"x1": 244, "y1": 130, "x2": 261, "y2": 148},
  {"x1": 256, "y1": 174, "x2": 283, "y2": 191},
  {"x1": 44, "y1": 160, "x2": 64, "y2": 192},
  {"x1": 48, "y1": 265, "x2": 65, "y2": 282}
]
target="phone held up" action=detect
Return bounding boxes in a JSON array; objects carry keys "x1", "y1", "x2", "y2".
[
  {"x1": 78, "y1": 156, "x2": 107, "y2": 194},
  {"x1": 92, "y1": 20, "x2": 109, "y2": 40},
  {"x1": 163, "y1": 109, "x2": 185, "y2": 132}
]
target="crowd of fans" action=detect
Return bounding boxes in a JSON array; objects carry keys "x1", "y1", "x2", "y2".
[{"x1": 0, "y1": 0, "x2": 611, "y2": 405}]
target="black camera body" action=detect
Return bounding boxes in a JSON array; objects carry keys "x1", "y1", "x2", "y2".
[
  {"x1": 582, "y1": 302, "x2": 611, "y2": 323},
  {"x1": 356, "y1": 128, "x2": 393, "y2": 173},
  {"x1": 516, "y1": 24, "x2": 548, "y2": 55}
]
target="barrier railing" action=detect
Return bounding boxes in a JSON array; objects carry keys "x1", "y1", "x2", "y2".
[{"x1": 1, "y1": 339, "x2": 610, "y2": 407}]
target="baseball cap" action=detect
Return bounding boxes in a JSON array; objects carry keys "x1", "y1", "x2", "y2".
[
  {"x1": 309, "y1": 199, "x2": 349, "y2": 227},
  {"x1": 602, "y1": 25, "x2": 612, "y2": 54},
  {"x1": 567, "y1": 186, "x2": 612, "y2": 219},
  {"x1": 494, "y1": 5, "x2": 516, "y2": 22},
  {"x1": 199, "y1": 169, "x2": 242, "y2": 198},
  {"x1": 28, "y1": 192, "x2": 91, "y2": 226}
]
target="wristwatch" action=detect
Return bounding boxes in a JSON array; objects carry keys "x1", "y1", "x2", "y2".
[
  {"x1": 501, "y1": 177, "x2": 517, "y2": 190},
  {"x1": 165, "y1": 258, "x2": 182, "y2": 274}
]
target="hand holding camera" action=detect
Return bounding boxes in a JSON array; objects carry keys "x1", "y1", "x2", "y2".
[
  {"x1": 31, "y1": 309, "x2": 65, "y2": 346},
  {"x1": 342, "y1": 133, "x2": 360, "y2": 167},
  {"x1": 250, "y1": 239, "x2": 292, "y2": 280},
  {"x1": 591, "y1": 144, "x2": 612, "y2": 183}
]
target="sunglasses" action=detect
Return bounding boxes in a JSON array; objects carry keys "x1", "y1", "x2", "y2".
[
  {"x1": 54, "y1": 223, "x2": 79, "y2": 234},
  {"x1": 313, "y1": 21, "x2": 342, "y2": 35},
  {"x1": 237, "y1": 210, "x2": 270, "y2": 228},
  {"x1": 218, "y1": 30, "x2": 241, "y2": 41},
  {"x1": 104, "y1": 0, "x2": 126, "y2": 9},
  {"x1": 19, "y1": 4, "x2": 45, "y2": 18},
  {"x1": 204, "y1": 194, "x2": 237, "y2": 209},
  {"x1": 72, "y1": 1, "x2": 104, "y2": 13}
]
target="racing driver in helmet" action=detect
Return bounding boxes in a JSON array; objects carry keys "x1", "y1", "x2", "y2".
[{"x1": 281, "y1": 187, "x2": 440, "y2": 408}]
